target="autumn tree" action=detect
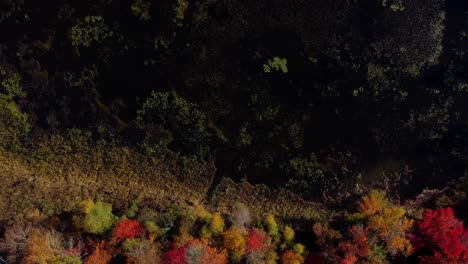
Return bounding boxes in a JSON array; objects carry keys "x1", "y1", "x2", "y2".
[
  {"x1": 337, "y1": 225, "x2": 373, "y2": 264},
  {"x1": 264, "y1": 215, "x2": 280, "y2": 241},
  {"x1": 246, "y1": 228, "x2": 278, "y2": 264},
  {"x1": 112, "y1": 218, "x2": 146, "y2": 243},
  {"x1": 355, "y1": 190, "x2": 413, "y2": 257},
  {"x1": 313, "y1": 222, "x2": 344, "y2": 263},
  {"x1": 223, "y1": 226, "x2": 247, "y2": 262},
  {"x1": 136, "y1": 90, "x2": 213, "y2": 157},
  {"x1": 247, "y1": 228, "x2": 267, "y2": 253},
  {"x1": 22, "y1": 228, "x2": 73, "y2": 264},
  {"x1": 209, "y1": 212, "x2": 225, "y2": 235},
  {"x1": 84, "y1": 241, "x2": 112, "y2": 264},
  {"x1": 314, "y1": 191, "x2": 413, "y2": 263},
  {"x1": 122, "y1": 238, "x2": 160, "y2": 264},
  {"x1": 0, "y1": 71, "x2": 30, "y2": 147},
  {"x1": 82, "y1": 200, "x2": 117, "y2": 235},
  {"x1": 162, "y1": 245, "x2": 188, "y2": 264},
  {"x1": 231, "y1": 204, "x2": 251, "y2": 227},
  {"x1": 194, "y1": 205, "x2": 224, "y2": 238},
  {"x1": 281, "y1": 249, "x2": 304, "y2": 264},
  {"x1": 0, "y1": 223, "x2": 32, "y2": 263},
  {"x1": 415, "y1": 207, "x2": 468, "y2": 262},
  {"x1": 283, "y1": 226, "x2": 295, "y2": 245},
  {"x1": 173, "y1": 221, "x2": 194, "y2": 249},
  {"x1": 185, "y1": 239, "x2": 228, "y2": 264}
]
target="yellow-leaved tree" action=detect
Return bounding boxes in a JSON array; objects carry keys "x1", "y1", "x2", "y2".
[{"x1": 223, "y1": 226, "x2": 247, "y2": 262}]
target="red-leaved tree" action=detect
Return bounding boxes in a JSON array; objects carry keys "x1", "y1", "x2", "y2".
[
  {"x1": 161, "y1": 246, "x2": 188, "y2": 264},
  {"x1": 247, "y1": 228, "x2": 267, "y2": 253},
  {"x1": 336, "y1": 225, "x2": 371, "y2": 264},
  {"x1": 113, "y1": 219, "x2": 146, "y2": 242},
  {"x1": 416, "y1": 207, "x2": 468, "y2": 262}
]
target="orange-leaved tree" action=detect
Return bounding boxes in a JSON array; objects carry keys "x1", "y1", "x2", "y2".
[
  {"x1": 85, "y1": 241, "x2": 113, "y2": 264},
  {"x1": 355, "y1": 190, "x2": 413, "y2": 257},
  {"x1": 280, "y1": 249, "x2": 304, "y2": 264},
  {"x1": 185, "y1": 239, "x2": 228, "y2": 264}
]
